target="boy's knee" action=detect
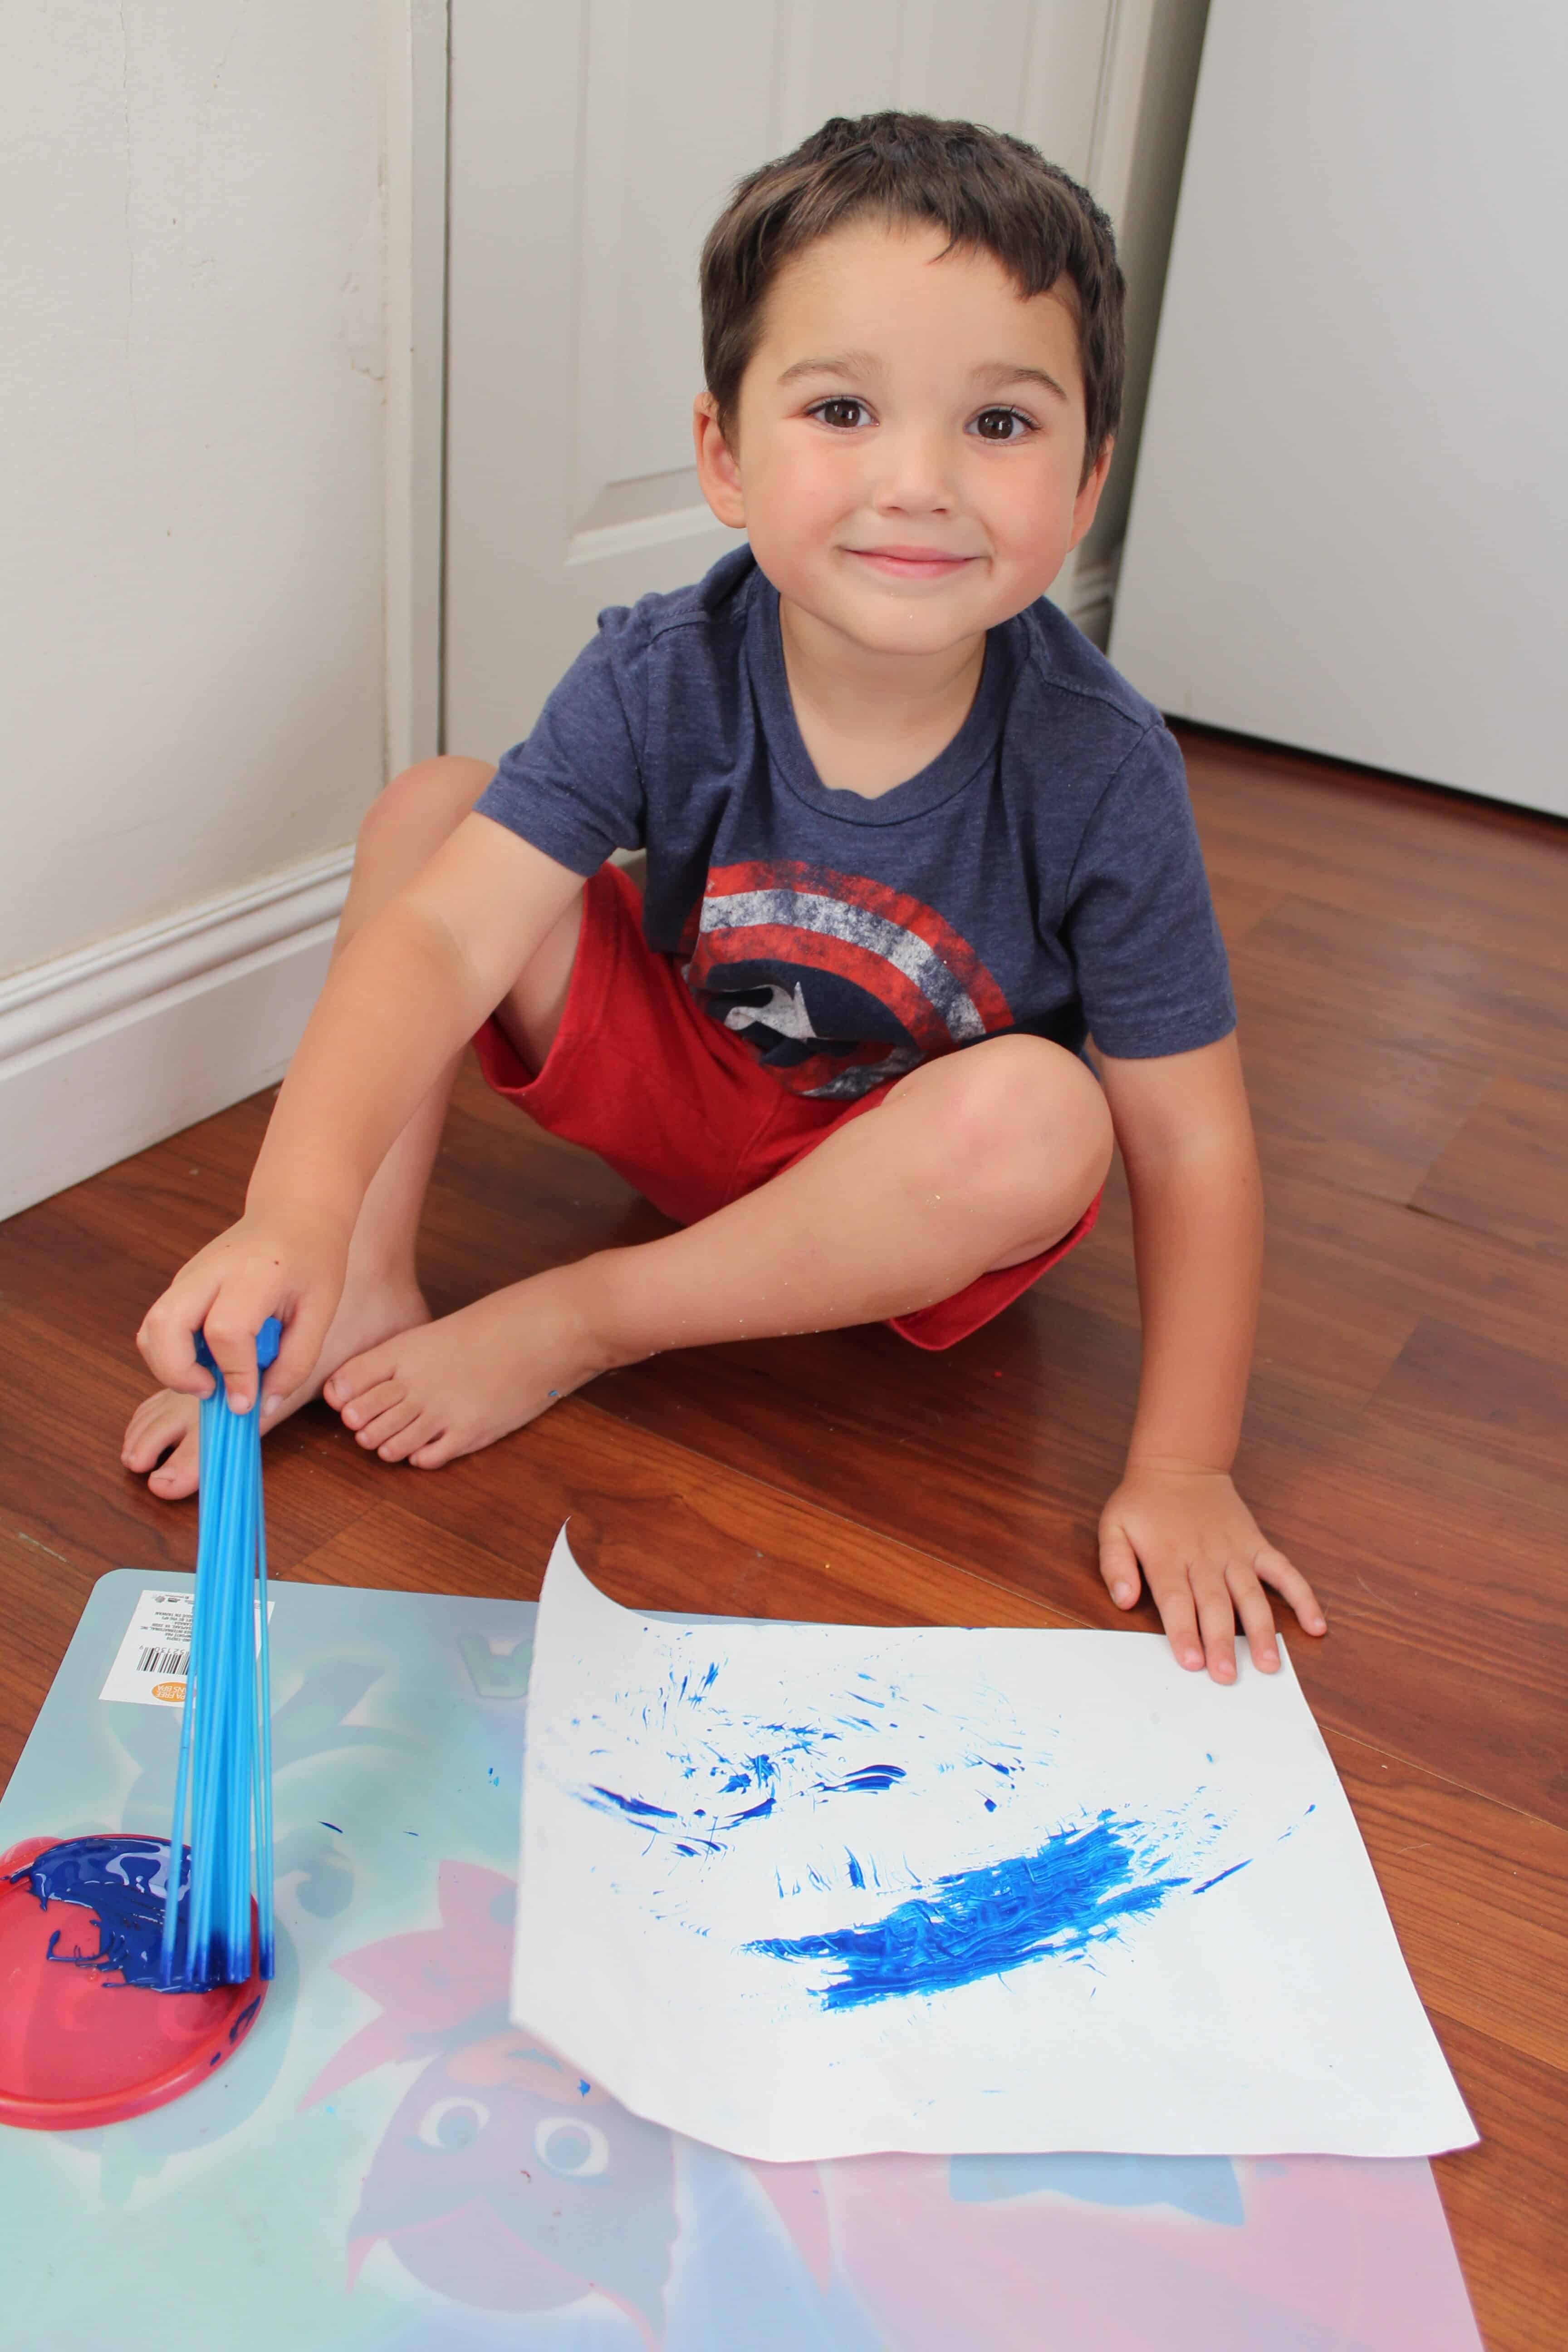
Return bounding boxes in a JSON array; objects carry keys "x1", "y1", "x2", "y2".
[
  {"x1": 358, "y1": 754, "x2": 495, "y2": 859},
  {"x1": 922, "y1": 1034, "x2": 1113, "y2": 1205}
]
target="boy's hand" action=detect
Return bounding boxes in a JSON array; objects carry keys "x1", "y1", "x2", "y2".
[
  {"x1": 1098, "y1": 1465, "x2": 1326, "y2": 1684},
  {"x1": 136, "y1": 1203, "x2": 350, "y2": 1416}
]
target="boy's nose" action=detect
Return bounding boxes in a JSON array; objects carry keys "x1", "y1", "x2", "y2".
[{"x1": 869, "y1": 429, "x2": 956, "y2": 515}]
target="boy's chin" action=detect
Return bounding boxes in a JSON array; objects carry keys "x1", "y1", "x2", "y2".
[{"x1": 784, "y1": 583, "x2": 1000, "y2": 661}]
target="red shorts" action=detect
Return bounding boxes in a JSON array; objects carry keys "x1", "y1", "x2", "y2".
[{"x1": 472, "y1": 862, "x2": 1100, "y2": 1349}]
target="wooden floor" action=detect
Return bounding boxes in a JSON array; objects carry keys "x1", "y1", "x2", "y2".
[{"x1": 2, "y1": 726, "x2": 1565, "y2": 2348}]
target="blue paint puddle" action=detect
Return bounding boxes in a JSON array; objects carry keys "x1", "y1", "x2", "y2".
[
  {"x1": 950, "y1": 2151, "x2": 1244, "y2": 2227},
  {"x1": 748, "y1": 1813, "x2": 1216, "y2": 2009},
  {"x1": 9, "y1": 1833, "x2": 222, "y2": 1993}
]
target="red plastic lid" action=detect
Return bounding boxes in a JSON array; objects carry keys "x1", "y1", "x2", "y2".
[{"x1": 0, "y1": 1834, "x2": 268, "y2": 2131}]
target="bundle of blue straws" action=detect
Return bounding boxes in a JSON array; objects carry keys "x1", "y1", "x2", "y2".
[{"x1": 158, "y1": 1317, "x2": 280, "y2": 1990}]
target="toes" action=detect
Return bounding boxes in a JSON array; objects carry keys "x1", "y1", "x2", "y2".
[
  {"x1": 122, "y1": 1394, "x2": 195, "y2": 1471},
  {"x1": 336, "y1": 1378, "x2": 406, "y2": 1433},
  {"x1": 408, "y1": 1425, "x2": 464, "y2": 1470},
  {"x1": 353, "y1": 1398, "x2": 421, "y2": 1451},
  {"x1": 324, "y1": 1343, "x2": 399, "y2": 1411},
  {"x1": 377, "y1": 1412, "x2": 446, "y2": 1464},
  {"x1": 147, "y1": 1435, "x2": 200, "y2": 1499}
]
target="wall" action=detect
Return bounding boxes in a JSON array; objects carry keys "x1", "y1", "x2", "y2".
[{"x1": 0, "y1": 1, "x2": 395, "y2": 1216}]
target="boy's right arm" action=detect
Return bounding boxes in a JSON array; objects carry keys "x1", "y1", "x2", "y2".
[{"x1": 137, "y1": 813, "x2": 585, "y2": 1416}]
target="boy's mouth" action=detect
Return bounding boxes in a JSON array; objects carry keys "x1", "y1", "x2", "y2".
[{"x1": 842, "y1": 546, "x2": 980, "y2": 582}]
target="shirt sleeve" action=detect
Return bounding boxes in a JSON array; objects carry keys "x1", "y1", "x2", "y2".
[
  {"x1": 474, "y1": 606, "x2": 648, "y2": 875},
  {"x1": 1063, "y1": 720, "x2": 1236, "y2": 1058}
]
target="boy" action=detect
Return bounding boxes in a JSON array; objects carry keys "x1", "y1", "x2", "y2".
[{"x1": 126, "y1": 113, "x2": 1325, "y2": 1685}]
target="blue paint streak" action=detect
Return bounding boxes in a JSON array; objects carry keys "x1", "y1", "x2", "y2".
[
  {"x1": 846, "y1": 1853, "x2": 865, "y2": 1890},
  {"x1": 319, "y1": 1820, "x2": 343, "y2": 1833},
  {"x1": 10, "y1": 1834, "x2": 224, "y2": 1993},
  {"x1": 588, "y1": 1787, "x2": 679, "y2": 1822},
  {"x1": 748, "y1": 1814, "x2": 1197, "y2": 2009},
  {"x1": 1192, "y1": 1859, "x2": 1251, "y2": 1895},
  {"x1": 815, "y1": 1765, "x2": 906, "y2": 1795}
]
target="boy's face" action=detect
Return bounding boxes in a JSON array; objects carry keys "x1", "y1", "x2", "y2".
[{"x1": 694, "y1": 218, "x2": 1111, "y2": 661}]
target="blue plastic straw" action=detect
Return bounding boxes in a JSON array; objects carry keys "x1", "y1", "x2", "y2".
[{"x1": 159, "y1": 1317, "x2": 281, "y2": 1990}]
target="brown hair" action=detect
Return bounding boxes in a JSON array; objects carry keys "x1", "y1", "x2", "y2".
[{"x1": 700, "y1": 112, "x2": 1125, "y2": 480}]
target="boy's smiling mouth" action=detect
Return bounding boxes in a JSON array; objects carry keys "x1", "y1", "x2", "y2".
[{"x1": 842, "y1": 545, "x2": 982, "y2": 582}]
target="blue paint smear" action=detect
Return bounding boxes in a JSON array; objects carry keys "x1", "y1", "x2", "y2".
[
  {"x1": 10, "y1": 1834, "x2": 222, "y2": 1993},
  {"x1": 846, "y1": 1853, "x2": 865, "y2": 1890},
  {"x1": 1192, "y1": 1859, "x2": 1251, "y2": 1895},
  {"x1": 814, "y1": 1765, "x2": 906, "y2": 1795},
  {"x1": 588, "y1": 1788, "x2": 679, "y2": 1822},
  {"x1": 319, "y1": 1820, "x2": 343, "y2": 1833},
  {"x1": 747, "y1": 1813, "x2": 1197, "y2": 2009}
]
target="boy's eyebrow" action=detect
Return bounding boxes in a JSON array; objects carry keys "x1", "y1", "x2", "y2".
[{"x1": 775, "y1": 354, "x2": 1071, "y2": 403}]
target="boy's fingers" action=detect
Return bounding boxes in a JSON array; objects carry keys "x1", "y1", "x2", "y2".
[
  {"x1": 1230, "y1": 1575, "x2": 1280, "y2": 1672},
  {"x1": 1152, "y1": 1579, "x2": 1205, "y2": 1674},
  {"x1": 1255, "y1": 1543, "x2": 1327, "y2": 1637},
  {"x1": 137, "y1": 1294, "x2": 216, "y2": 1398},
  {"x1": 1193, "y1": 1577, "x2": 1238, "y2": 1684},
  {"x1": 1097, "y1": 1524, "x2": 1142, "y2": 1610},
  {"x1": 202, "y1": 1309, "x2": 265, "y2": 1415},
  {"x1": 266, "y1": 1298, "x2": 333, "y2": 1408}
]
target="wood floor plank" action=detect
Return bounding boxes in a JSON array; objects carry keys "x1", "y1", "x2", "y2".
[
  {"x1": 1411, "y1": 1076, "x2": 1568, "y2": 1261},
  {"x1": 1232, "y1": 896, "x2": 1568, "y2": 1097},
  {"x1": 1364, "y1": 1318, "x2": 1568, "y2": 1519},
  {"x1": 1184, "y1": 727, "x2": 1568, "y2": 974},
  {"x1": 1328, "y1": 1736, "x2": 1568, "y2": 2079},
  {"x1": 289, "y1": 1409, "x2": 1084, "y2": 1634},
  {"x1": 1237, "y1": 1006, "x2": 1493, "y2": 1205},
  {"x1": 1429, "y1": 2021, "x2": 1568, "y2": 2352}
]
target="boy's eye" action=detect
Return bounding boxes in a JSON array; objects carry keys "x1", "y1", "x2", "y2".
[
  {"x1": 808, "y1": 397, "x2": 871, "y2": 430},
  {"x1": 970, "y1": 407, "x2": 1034, "y2": 442}
]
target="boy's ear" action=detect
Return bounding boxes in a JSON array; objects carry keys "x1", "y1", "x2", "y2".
[
  {"x1": 693, "y1": 393, "x2": 747, "y2": 529},
  {"x1": 1067, "y1": 436, "x2": 1115, "y2": 552}
]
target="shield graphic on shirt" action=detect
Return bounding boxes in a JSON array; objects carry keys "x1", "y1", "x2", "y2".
[{"x1": 684, "y1": 860, "x2": 1014, "y2": 1098}]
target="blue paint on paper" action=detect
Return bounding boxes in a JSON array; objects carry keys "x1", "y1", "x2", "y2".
[
  {"x1": 846, "y1": 1853, "x2": 865, "y2": 1891},
  {"x1": 588, "y1": 1788, "x2": 680, "y2": 1823},
  {"x1": 815, "y1": 1765, "x2": 906, "y2": 1795},
  {"x1": 10, "y1": 1833, "x2": 220, "y2": 1993},
  {"x1": 1192, "y1": 1859, "x2": 1251, "y2": 1895},
  {"x1": 747, "y1": 1813, "x2": 1208, "y2": 2009}
]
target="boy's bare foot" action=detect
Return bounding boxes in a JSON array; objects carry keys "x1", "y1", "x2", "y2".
[
  {"x1": 121, "y1": 1273, "x2": 432, "y2": 1500},
  {"x1": 321, "y1": 1264, "x2": 612, "y2": 1470}
]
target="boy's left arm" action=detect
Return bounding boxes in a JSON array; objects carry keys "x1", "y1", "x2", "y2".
[{"x1": 1096, "y1": 1033, "x2": 1327, "y2": 1682}]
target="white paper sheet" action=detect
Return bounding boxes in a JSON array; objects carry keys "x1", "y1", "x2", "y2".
[{"x1": 512, "y1": 1530, "x2": 1476, "y2": 2165}]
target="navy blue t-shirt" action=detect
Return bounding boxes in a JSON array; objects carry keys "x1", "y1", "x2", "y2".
[{"x1": 477, "y1": 548, "x2": 1234, "y2": 1100}]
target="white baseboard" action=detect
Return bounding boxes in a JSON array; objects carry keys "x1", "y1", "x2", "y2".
[{"x1": 0, "y1": 848, "x2": 351, "y2": 1222}]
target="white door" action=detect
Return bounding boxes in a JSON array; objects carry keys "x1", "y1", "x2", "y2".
[
  {"x1": 1110, "y1": 1, "x2": 1568, "y2": 815},
  {"x1": 442, "y1": 0, "x2": 1131, "y2": 766}
]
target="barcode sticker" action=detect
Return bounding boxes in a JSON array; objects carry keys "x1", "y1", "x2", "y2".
[{"x1": 99, "y1": 1588, "x2": 274, "y2": 1707}]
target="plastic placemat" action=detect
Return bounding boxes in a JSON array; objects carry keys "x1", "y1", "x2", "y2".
[{"x1": 0, "y1": 1570, "x2": 1482, "y2": 2352}]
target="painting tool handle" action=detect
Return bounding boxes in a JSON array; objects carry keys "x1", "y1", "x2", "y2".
[{"x1": 159, "y1": 1316, "x2": 281, "y2": 1990}]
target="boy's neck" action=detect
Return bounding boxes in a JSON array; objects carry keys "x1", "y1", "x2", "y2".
[{"x1": 778, "y1": 596, "x2": 986, "y2": 801}]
